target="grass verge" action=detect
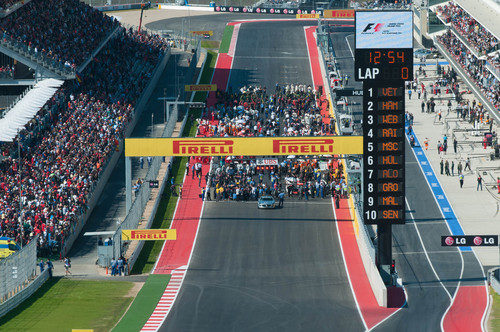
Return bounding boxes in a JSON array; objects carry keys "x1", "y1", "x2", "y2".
[
  {"x1": 130, "y1": 50, "x2": 215, "y2": 275},
  {"x1": 219, "y1": 25, "x2": 234, "y2": 54},
  {"x1": 0, "y1": 278, "x2": 134, "y2": 332},
  {"x1": 490, "y1": 287, "x2": 500, "y2": 331},
  {"x1": 112, "y1": 275, "x2": 170, "y2": 332},
  {"x1": 201, "y1": 40, "x2": 220, "y2": 50}
]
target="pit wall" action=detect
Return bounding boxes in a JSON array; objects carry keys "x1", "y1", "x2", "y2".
[{"x1": 316, "y1": 35, "x2": 388, "y2": 307}]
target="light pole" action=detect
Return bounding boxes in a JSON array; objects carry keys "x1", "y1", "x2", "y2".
[
  {"x1": 151, "y1": 113, "x2": 154, "y2": 137},
  {"x1": 18, "y1": 132, "x2": 22, "y2": 249},
  {"x1": 163, "y1": 88, "x2": 167, "y2": 124}
]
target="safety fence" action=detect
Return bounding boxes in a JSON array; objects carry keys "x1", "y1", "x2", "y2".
[{"x1": 0, "y1": 236, "x2": 38, "y2": 304}]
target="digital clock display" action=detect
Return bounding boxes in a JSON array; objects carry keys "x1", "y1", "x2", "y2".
[
  {"x1": 367, "y1": 51, "x2": 406, "y2": 64},
  {"x1": 355, "y1": 48, "x2": 413, "y2": 81}
]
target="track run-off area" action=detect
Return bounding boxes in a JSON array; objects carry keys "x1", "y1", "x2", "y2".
[{"x1": 139, "y1": 19, "x2": 489, "y2": 332}]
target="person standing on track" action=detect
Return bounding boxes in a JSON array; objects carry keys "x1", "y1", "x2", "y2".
[
  {"x1": 278, "y1": 192, "x2": 284, "y2": 208},
  {"x1": 477, "y1": 175, "x2": 483, "y2": 191},
  {"x1": 64, "y1": 257, "x2": 72, "y2": 276}
]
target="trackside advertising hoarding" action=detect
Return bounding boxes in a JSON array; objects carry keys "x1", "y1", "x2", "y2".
[
  {"x1": 125, "y1": 136, "x2": 363, "y2": 157},
  {"x1": 323, "y1": 9, "x2": 354, "y2": 18},
  {"x1": 122, "y1": 229, "x2": 177, "y2": 241},
  {"x1": 441, "y1": 235, "x2": 498, "y2": 247},
  {"x1": 185, "y1": 84, "x2": 217, "y2": 92},
  {"x1": 214, "y1": 6, "x2": 323, "y2": 15}
]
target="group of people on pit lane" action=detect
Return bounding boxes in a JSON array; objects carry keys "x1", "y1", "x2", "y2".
[
  {"x1": 409, "y1": 62, "x2": 494, "y2": 133},
  {"x1": 0, "y1": 27, "x2": 169, "y2": 253},
  {"x1": 196, "y1": 85, "x2": 349, "y2": 205}
]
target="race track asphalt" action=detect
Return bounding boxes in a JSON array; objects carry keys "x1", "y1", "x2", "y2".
[
  {"x1": 162, "y1": 200, "x2": 363, "y2": 331},
  {"x1": 160, "y1": 21, "x2": 364, "y2": 332}
]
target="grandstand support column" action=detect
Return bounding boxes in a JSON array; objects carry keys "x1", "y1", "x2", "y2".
[{"x1": 126, "y1": 156, "x2": 132, "y2": 213}]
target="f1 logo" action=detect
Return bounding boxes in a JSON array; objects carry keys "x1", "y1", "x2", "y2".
[{"x1": 362, "y1": 23, "x2": 384, "y2": 32}]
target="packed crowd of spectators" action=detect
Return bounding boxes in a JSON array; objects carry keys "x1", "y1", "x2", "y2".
[
  {"x1": 435, "y1": 2, "x2": 498, "y2": 55},
  {"x1": 0, "y1": 0, "x2": 119, "y2": 69},
  {"x1": 260, "y1": 0, "x2": 300, "y2": 7},
  {"x1": 196, "y1": 85, "x2": 348, "y2": 203},
  {"x1": 437, "y1": 30, "x2": 499, "y2": 111},
  {"x1": 0, "y1": 65, "x2": 13, "y2": 78},
  {"x1": 0, "y1": 27, "x2": 169, "y2": 254},
  {"x1": 353, "y1": 0, "x2": 411, "y2": 10}
]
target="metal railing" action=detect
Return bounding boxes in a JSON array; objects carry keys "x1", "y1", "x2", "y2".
[
  {"x1": 0, "y1": 33, "x2": 76, "y2": 78},
  {"x1": 0, "y1": 236, "x2": 37, "y2": 304},
  {"x1": 0, "y1": 83, "x2": 34, "y2": 119}
]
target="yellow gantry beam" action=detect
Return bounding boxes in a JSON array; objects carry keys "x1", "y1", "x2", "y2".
[{"x1": 125, "y1": 136, "x2": 363, "y2": 157}]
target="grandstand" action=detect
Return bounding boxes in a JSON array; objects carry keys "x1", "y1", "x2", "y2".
[
  {"x1": 419, "y1": 1, "x2": 500, "y2": 117},
  {"x1": 0, "y1": 0, "x2": 171, "y2": 257}
]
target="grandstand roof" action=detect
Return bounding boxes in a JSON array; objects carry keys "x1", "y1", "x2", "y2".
[
  {"x1": 0, "y1": 78, "x2": 64, "y2": 142},
  {"x1": 456, "y1": 0, "x2": 500, "y2": 39}
]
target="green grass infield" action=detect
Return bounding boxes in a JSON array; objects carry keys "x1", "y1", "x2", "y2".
[
  {"x1": 112, "y1": 274, "x2": 171, "y2": 331},
  {"x1": 0, "y1": 278, "x2": 134, "y2": 332}
]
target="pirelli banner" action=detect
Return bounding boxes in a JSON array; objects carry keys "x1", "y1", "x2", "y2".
[
  {"x1": 323, "y1": 9, "x2": 354, "y2": 19},
  {"x1": 122, "y1": 229, "x2": 177, "y2": 241},
  {"x1": 296, "y1": 13, "x2": 319, "y2": 19},
  {"x1": 185, "y1": 84, "x2": 217, "y2": 92},
  {"x1": 125, "y1": 136, "x2": 363, "y2": 157}
]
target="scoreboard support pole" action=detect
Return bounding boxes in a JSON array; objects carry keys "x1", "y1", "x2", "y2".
[{"x1": 377, "y1": 224, "x2": 392, "y2": 266}]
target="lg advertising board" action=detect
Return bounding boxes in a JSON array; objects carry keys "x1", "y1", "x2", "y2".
[{"x1": 214, "y1": 6, "x2": 322, "y2": 15}]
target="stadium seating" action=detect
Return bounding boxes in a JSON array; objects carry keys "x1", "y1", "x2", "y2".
[
  {"x1": 435, "y1": 2, "x2": 499, "y2": 55},
  {"x1": 0, "y1": 0, "x2": 119, "y2": 70},
  {"x1": 437, "y1": 30, "x2": 499, "y2": 110},
  {"x1": 0, "y1": 26, "x2": 169, "y2": 254}
]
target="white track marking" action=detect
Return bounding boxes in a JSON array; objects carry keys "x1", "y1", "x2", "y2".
[
  {"x1": 345, "y1": 34, "x2": 354, "y2": 57},
  {"x1": 405, "y1": 198, "x2": 453, "y2": 300},
  {"x1": 367, "y1": 288, "x2": 407, "y2": 331},
  {"x1": 331, "y1": 197, "x2": 369, "y2": 331},
  {"x1": 303, "y1": 26, "x2": 316, "y2": 89}
]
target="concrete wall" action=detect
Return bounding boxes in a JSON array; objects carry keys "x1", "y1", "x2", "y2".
[
  {"x1": 0, "y1": 269, "x2": 49, "y2": 319},
  {"x1": 61, "y1": 49, "x2": 172, "y2": 257}
]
